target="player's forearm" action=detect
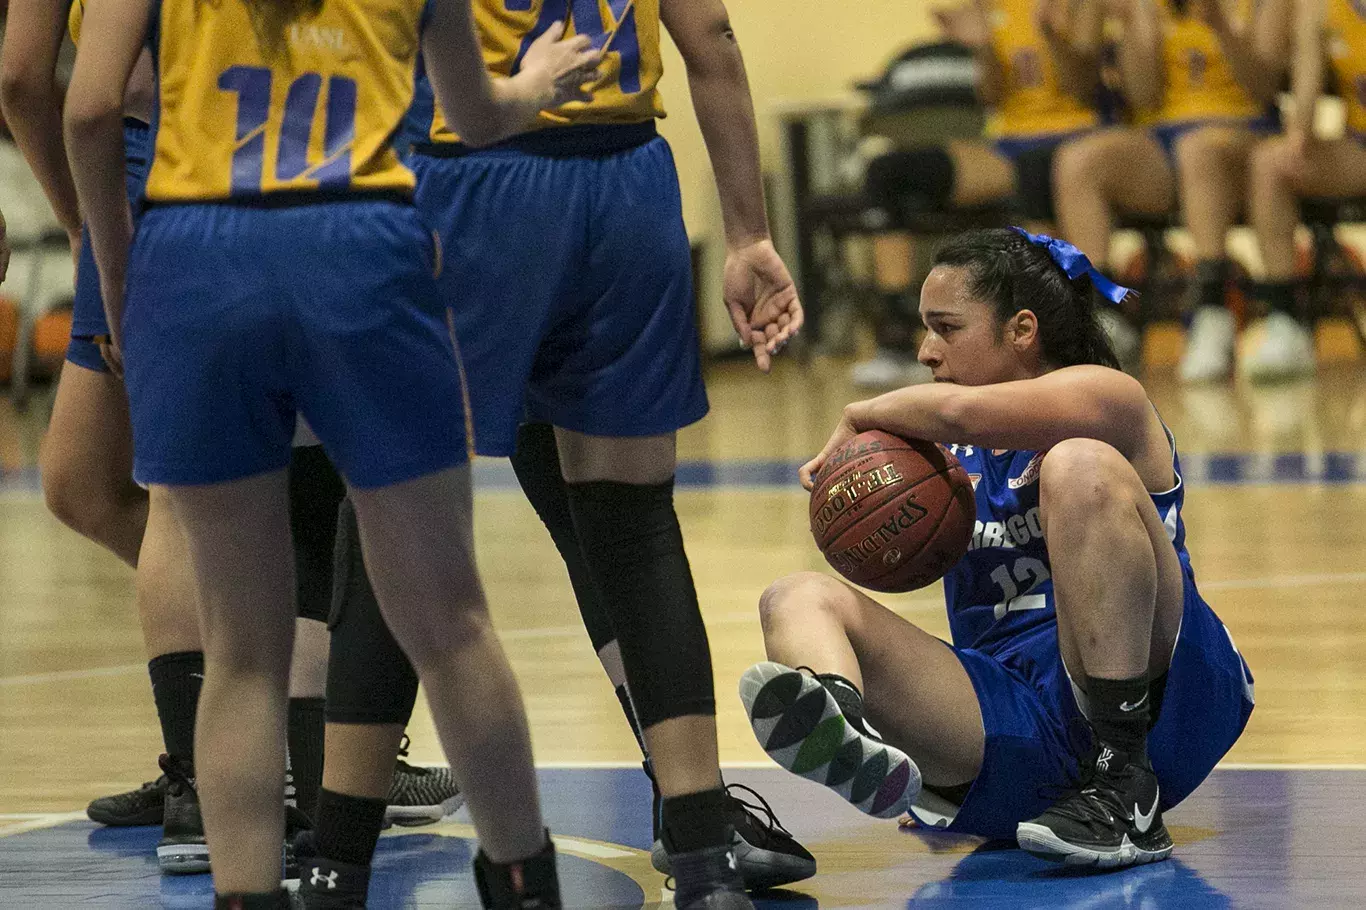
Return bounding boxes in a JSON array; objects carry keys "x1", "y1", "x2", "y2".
[
  {"x1": 973, "y1": 46, "x2": 1006, "y2": 108},
  {"x1": 845, "y1": 386, "x2": 970, "y2": 448},
  {"x1": 1211, "y1": 23, "x2": 1281, "y2": 105},
  {"x1": 684, "y1": 34, "x2": 770, "y2": 246},
  {"x1": 1118, "y1": 1, "x2": 1163, "y2": 111},
  {"x1": 1290, "y1": 0, "x2": 1326, "y2": 137},
  {"x1": 0, "y1": 78, "x2": 82, "y2": 235},
  {"x1": 65, "y1": 101, "x2": 131, "y2": 304}
]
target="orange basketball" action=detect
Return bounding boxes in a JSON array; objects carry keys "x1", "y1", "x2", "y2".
[{"x1": 809, "y1": 430, "x2": 975, "y2": 593}]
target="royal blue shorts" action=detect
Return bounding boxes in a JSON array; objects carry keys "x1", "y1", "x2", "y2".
[
  {"x1": 409, "y1": 124, "x2": 709, "y2": 457},
  {"x1": 67, "y1": 119, "x2": 152, "y2": 374},
  {"x1": 122, "y1": 198, "x2": 468, "y2": 488},
  {"x1": 1150, "y1": 115, "x2": 1280, "y2": 160},
  {"x1": 908, "y1": 567, "x2": 1255, "y2": 840}
]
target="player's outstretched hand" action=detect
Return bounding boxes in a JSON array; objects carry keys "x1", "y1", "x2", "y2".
[
  {"x1": 799, "y1": 408, "x2": 859, "y2": 491},
  {"x1": 520, "y1": 22, "x2": 604, "y2": 109},
  {"x1": 723, "y1": 239, "x2": 804, "y2": 373}
]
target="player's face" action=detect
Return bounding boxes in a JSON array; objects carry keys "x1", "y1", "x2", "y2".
[{"x1": 917, "y1": 266, "x2": 1034, "y2": 386}]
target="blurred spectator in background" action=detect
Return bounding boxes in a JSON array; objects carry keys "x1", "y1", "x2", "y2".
[
  {"x1": 1054, "y1": 0, "x2": 1290, "y2": 381},
  {"x1": 853, "y1": 0, "x2": 1103, "y2": 388},
  {"x1": 1243, "y1": 0, "x2": 1366, "y2": 381}
]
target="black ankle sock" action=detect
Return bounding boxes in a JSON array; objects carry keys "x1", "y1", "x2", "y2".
[
  {"x1": 287, "y1": 697, "x2": 326, "y2": 820},
  {"x1": 474, "y1": 835, "x2": 560, "y2": 908},
  {"x1": 1253, "y1": 280, "x2": 1299, "y2": 317},
  {"x1": 148, "y1": 651, "x2": 203, "y2": 763},
  {"x1": 1085, "y1": 674, "x2": 1150, "y2": 756},
  {"x1": 660, "y1": 788, "x2": 732, "y2": 854},
  {"x1": 1193, "y1": 259, "x2": 1230, "y2": 311},
  {"x1": 213, "y1": 892, "x2": 287, "y2": 910},
  {"x1": 314, "y1": 788, "x2": 386, "y2": 866}
]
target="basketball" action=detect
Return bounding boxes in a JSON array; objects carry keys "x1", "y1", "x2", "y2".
[{"x1": 809, "y1": 430, "x2": 975, "y2": 593}]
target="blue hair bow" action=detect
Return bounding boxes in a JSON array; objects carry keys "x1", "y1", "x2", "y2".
[{"x1": 1011, "y1": 227, "x2": 1133, "y2": 305}]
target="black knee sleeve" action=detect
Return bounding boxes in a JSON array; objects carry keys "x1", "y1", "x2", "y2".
[
  {"x1": 565, "y1": 479, "x2": 715, "y2": 729},
  {"x1": 289, "y1": 445, "x2": 346, "y2": 623},
  {"x1": 324, "y1": 498, "x2": 419, "y2": 726},
  {"x1": 509, "y1": 424, "x2": 617, "y2": 653},
  {"x1": 1011, "y1": 143, "x2": 1060, "y2": 223},
  {"x1": 865, "y1": 147, "x2": 956, "y2": 211}
]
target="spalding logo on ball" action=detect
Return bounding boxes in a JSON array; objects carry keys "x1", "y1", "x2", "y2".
[{"x1": 809, "y1": 430, "x2": 975, "y2": 593}]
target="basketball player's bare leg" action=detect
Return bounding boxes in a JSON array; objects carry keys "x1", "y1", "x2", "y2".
[
  {"x1": 346, "y1": 466, "x2": 546, "y2": 864},
  {"x1": 1015, "y1": 439, "x2": 1184, "y2": 865},
  {"x1": 1053, "y1": 129, "x2": 1175, "y2": 267},
  {"x1": 755, "y1": 573, "x2": 985, "y2": 791}
]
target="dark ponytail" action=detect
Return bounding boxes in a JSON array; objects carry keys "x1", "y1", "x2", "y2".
[
  {"x1": 932, "y1": 228, "x2": 1122, "y2": 370},
  {"x1": 243, "y1": 0, "x2": 324, "y2": 58}
]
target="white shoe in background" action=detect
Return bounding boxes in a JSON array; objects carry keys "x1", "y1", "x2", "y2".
[
  {"x1": 851, "y1": 348, "x2": 933, "y2": 388},
  {"x1": 1239, "y1": 313, "x2": 1316, "y2": 383},
  {"x1": 1179, "y1": 307, "x2": 1236, "y2": 384}
]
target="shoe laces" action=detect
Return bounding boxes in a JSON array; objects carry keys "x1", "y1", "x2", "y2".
[
  {"x1": 395, "y1": 734, "x2": 426, "y2": 776},
  {"x1": 725, "y1": 783, "x2": 794, "y2": 841},
  {"x1": 1036, "y1": 741, "x2": 1134, "y2": 830}
]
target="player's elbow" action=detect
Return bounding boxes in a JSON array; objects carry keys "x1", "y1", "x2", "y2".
[
  {"x1": 62, "y1": 87, "x2": 122, "y2": 144},
  {"x1": 0, "y1": 68, "x2": 52, "y2": 123}
]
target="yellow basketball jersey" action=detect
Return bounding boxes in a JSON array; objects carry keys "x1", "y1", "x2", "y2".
[
  {"x1": 1326, "y1": 0, "x2": 1366, "y2": 134},
  {"x1": 984, "y1": 0, "x2": 1099, "y2": 139},
  {"x1": 415, "y1": 0, "x2": 666, "y2": 144},
  {"x1": 1139, "y1": 0, "x2": 1263, "y2": 124},
  {"x1": 143, "y1": 0, "x2": 422, "y2": 202}
]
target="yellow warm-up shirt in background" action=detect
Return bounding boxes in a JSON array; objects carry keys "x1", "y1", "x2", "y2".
[{"x1": 985, "y1": 0, "x2": 1100, "y2": 138}]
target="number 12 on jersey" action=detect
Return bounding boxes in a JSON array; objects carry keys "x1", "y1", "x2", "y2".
[{"x1": 508, "y1": 0, "x2": 640, "y2": 93}]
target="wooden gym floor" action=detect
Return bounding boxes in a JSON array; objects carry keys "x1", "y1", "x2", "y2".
[{"x1": 1, "y1": 357, "x2": 1365, "y2": 907}]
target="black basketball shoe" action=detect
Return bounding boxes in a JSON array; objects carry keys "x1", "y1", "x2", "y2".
[
  {"x1": 86, "y1": 773, "x2": 168, "y2": 826},
  {"x1": 384, "y1": 735, "x2": 464, "y2": 828},
  {"x1": 157, "y1": 754, "x2": 210, "y2": 874},
  {"x1": 651, "y1": 783, "x2": 816, "y2": 891},
  {"x1": 666, "y1": 839, "x2": 754, "y2": 910},
  {"x1": 1016, "y1": 741, "x2": 1174, "y2": 868}
]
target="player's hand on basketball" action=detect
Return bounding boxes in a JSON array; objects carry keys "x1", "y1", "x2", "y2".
[
  {"x1": 800, "y1": 408, "x2": 859, "y2": 491},
  {"x1": 519, "y1": 21, "x2": 603, "y2": 109},
  {"x1": 723, "y1": 239, "x2": 804, "y2": 373}
]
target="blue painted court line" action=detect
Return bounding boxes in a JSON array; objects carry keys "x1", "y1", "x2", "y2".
[
  {"x1": 2, "y1": 767, "x2": 1363, "y2": 908},
  {"x1": 3, "y1": 452, "x2": 1366, "y2": 496}
]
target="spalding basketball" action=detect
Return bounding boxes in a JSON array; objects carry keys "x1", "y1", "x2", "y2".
[{"x1": 809, "y1": 430, "x2": 975, "y2": 593}]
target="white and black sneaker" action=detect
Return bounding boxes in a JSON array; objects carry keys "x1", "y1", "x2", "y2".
[
  {"x1": 383, "y1": 735, "x2": 464, "y2": 828},
  {"x1": 739, "y1": 662, "x2": 919, "y2": 819},
  {"x1": 1016, "y1": 742, "x2": 1173, "y2": 869}
]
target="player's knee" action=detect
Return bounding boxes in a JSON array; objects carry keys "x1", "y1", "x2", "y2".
[
  {"x1": 383, "y1": 597, "x2": 492, "y2": 675},
  {"x1": 1039, "y1": 439, "x2": 1141, "y2": 519},
  {"x1": 1052, "y1": 138, "x2": 1103, "y2": 192},
  {"x1": 1173, "y1": 128, "x2": 1240, "y2": 180},
  {"x1": 39, "y1": 445, "x2": 135, "y2": 544},
  {"x1": 865, "y1": 147, "x2": 956, "y2": 211},
  {"x1": 1248, "y1": 139, "x2": 1294, "y2": 190},
  {"x1": 759, "y1": 571, "x2": 851, "y2": 632}
]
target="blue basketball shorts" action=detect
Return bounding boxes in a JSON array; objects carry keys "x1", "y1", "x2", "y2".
[
  {"x1": 1150, "y1": 115, "x2": 1280, "y2": 161},
  {"x1": 909, "y1": 568, "x2": 1255, "y2": 840},
  {"x1": 409, "y1": 124, "x2": 709, "y2": 457},
  {"x1": 121, "y1": 198, "x2": 468, "y2": 488},
  {"x1": 67, "y1": 119, "x2": 152, "y2": 374}
]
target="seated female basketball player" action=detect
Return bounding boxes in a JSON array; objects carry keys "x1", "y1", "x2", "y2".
[{"x1": 741, "y1": 228, "x2": 1255, "y2": 869}]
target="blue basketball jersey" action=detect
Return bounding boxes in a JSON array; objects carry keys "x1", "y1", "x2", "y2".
[{"x1": 941, "y1": 425, "x2": 1189, "y2": 657}]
